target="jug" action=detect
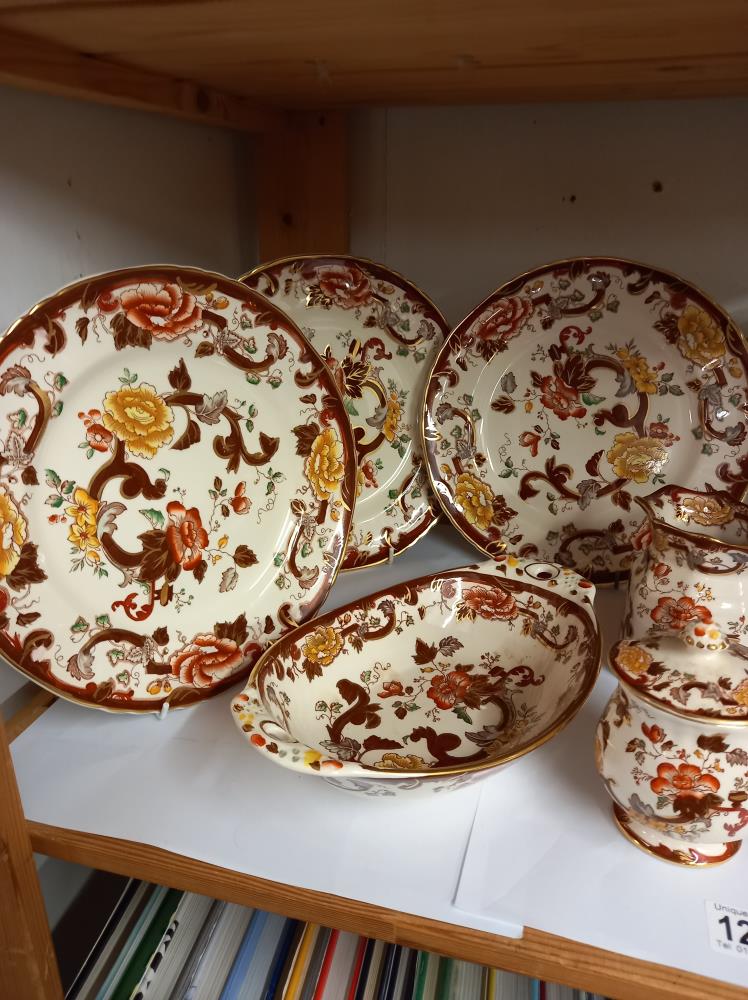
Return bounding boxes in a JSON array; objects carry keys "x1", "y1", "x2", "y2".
[{"x1": 622, "y1": 485, "x2": 748, "y2": 642}]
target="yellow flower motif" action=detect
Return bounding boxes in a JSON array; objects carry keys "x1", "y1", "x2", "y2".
[
  {"x1": 734, "y1": 679, "x2": 748, "y2": 707},
  {"x1": 615, "y1": 643, "x2": 653, "y2": 676},
  {"x1": 453, "y1": 472, "x2": 495, "y2": 531},
  {"x1": 616, "y1": 348, "x2": 658, "y2": 394},
  {"x1": 66, "y1": 487, "x2": 98, "y2": 527},
  {"x1": 676, "y1": 305, "x2": 726, "y2": 368},
  {"x1": 0, "y1": 486, "x2": 27, "y2": 577},
  {"x1": 305, "y1": 426, "x2": 345, "y2": 501},
  {"x1": 356, "y1": 467, "x2": 365, "y2": 497},
  {"x1": 382, "y1": 392, "x2": 401, "y2": 443},
  {"x1": 102, "y1": 382, "x2": 174, "y2": 459},
  {"x1": 373, "y1": 753, "x2": 427, "y2": 771},
  {"x1": 606, "y1": 432, "x2": 668, "y2": 484},
  {"x1": 68, "y1": 519, "x2": 100, "y2": 552},
  {"x1": 304, "y1": 749, "x2": 323, "y2": 767},
  {"x1": 302, "y1": 625, "x2": 343, "y2": 666},
  {"x1": 677, "y1": 495, "x2": 734, "y2": 527}
]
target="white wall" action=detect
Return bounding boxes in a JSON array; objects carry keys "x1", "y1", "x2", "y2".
[
  {"x1": 350, "y1": 100, "x2": 748, "y2": 333},
  {"x1": 0, "y1": 84, "x2": 254, "y2": 717}
]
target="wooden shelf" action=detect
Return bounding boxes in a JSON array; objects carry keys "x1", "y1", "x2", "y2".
[
  {"x1": 26, "y1": 821, "x2": 748, "y2": 1000},
  {"x1": 1, "y1": 1, "x2": 748, "y2": 127}
]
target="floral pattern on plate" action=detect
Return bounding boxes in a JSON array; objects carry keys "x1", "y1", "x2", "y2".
[
  {"x1": 423, "y1": 257, "x2": 748, "y2": 582},
  {"x1": 231, "y1": 557, "x2": 600, "y2": 793},
  {"x1": 0, "y1": 267, "x2": 356, "y2": 711},
  {"x1": 242, "y1": 257, "x2": 448, "y2": 569}
]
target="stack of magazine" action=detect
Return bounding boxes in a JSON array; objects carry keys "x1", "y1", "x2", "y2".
[{"x1": 65, "y1": 880, "x2": 609, "y2": 1000}]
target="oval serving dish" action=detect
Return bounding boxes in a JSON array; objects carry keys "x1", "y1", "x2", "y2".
[{"x1": 231, "y1": 557, "x2": 601, "y2": 796}]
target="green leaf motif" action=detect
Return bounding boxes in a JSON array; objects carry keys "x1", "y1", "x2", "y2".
[
  {"x1": 45, "y1": 469, "x2": 61, "y2": 488},
  {"x1": 453, "y1": 705, "x2": 473, "y2": 725},
  {"x1": 95, "y1": 614, "x2": 112, "y2": 629},
  {"x1": 581, "y1": 392, "x2": 605, "y2": 406},
  {"x1": 388, "y1": 489, "x2": 399, "y2": 499},
  {"x1": 344, "y1": 399, "x2": 359, "y2": 417},
  {"x1": 396, "y1": 346, "x2": 409, "y2": 357},
  {"x1": 668, "y1": 384, "x2": 684, "y2": 396},
  {"x1": 589, "y1": 309, "x2": 603, "y2": 322},
  {"x1": 71, "y1": 616, "x2": 89, "y2": 633},
  {"x1": 53, "y1": 373, "x2": 68, "y2": 390},
  {"x1": 140, "y1": 508, "x2": 165, "y2": 529}
]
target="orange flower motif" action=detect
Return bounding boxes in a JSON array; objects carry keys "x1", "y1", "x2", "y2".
[
  {"x1": 473, "y1": 296, "x2": 532, "y2": 344},
  {"x1": 166, "y1": 501, "x2": 209, "y2": 570},
  {"x1": 379, "y1": 680, "x2": 405, "y2": 698},
  {"x1": 79, "y1": 409, "x2": 114, "y2": 452},
  {"x1": 120, "y1": 281, "x2": 202, "y2": 339},
  {"x1": 230, "y1": 482, "x2": 251, "y2": 515},
  {"x1": 538, "y1": 375, "x2": 585, "y2": 421},
  {"x1": 461, "y1": 585, "x2": 518, "y2": 621},
  {"x1": 650, "y1": 596, "x2": 712, "y2": 630},
  {"x1": 642, "y1": 722, "x2": 664, "y2": 743},
  {"x1": 316, "y1": 264, "x2": 372, "y2": 309},
  {"x1": 427, "y1": 670, "x2": 473, "y2": 710},
  {"x1": 650, "y1": 762, "x2": 720, "y2": 798},
  {"x1": 170, "y1": 634, "x2": 242, "y2": 688},
  {"x1": 519, "y1": 431, "x2": 541, "y2": 457}
]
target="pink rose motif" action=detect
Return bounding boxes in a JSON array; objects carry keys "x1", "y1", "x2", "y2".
[{"x1": 316, "y1": 264, "x2": 372, "y2": 309}]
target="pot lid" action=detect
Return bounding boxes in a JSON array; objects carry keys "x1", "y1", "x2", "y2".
[{"x1": 610, "y1": 623, "x2": 748, "y2": 723}]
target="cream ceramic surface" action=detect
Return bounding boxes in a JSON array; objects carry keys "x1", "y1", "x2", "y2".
[
  {"x1": 623, "y1": 485, "x2": 748, "y2": 643},
  {"x1": 596, "y1": 626, "x2": 748, "y2": 866},
  {"x1": 423, "y1": 257, "x2": 748, "y2": 583},
  {"x1": 231, "y1": 556, "x2": 600, "y2": 796},
  {"x1": 0, "y1": 267, "x2": 356, "y2": 712},
  {"x1": 243, "y1": 257, "x2": 448, "y2": 569}
]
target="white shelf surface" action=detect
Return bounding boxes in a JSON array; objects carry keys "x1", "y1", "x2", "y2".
[{"x1": 10, "y1": 524, "x2": 748, "y2": 988}]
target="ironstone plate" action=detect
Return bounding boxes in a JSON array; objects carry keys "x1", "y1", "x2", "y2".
[
  {"x1": 242, "y1": 256, "x2": 448, "y2": 569},
  {"x1": 0, "y1": 266, "x2": 356, "y2": 712},
  {"x1": 423, "y1": 257, "x2": 748, "y2": 583}
]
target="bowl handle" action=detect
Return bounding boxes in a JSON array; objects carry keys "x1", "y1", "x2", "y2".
[{"x1": 478, "y1": 556, "x2": 597, "y2": 613}]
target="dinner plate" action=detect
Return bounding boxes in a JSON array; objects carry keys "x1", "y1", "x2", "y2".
[
  {"x1": 242, "y1": 256, "x2": 448, "y2": 569},
  {"x1": 0, "y1": 266, "x2": 355, "y2": 712},
  {"x1": 423, "y1": 257, "x2": 748, "y2": 582}
]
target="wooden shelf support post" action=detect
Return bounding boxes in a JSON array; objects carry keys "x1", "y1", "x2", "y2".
[
  {"x1": 257, "y1": 111, "x2": 349, "y2": 261},
  {"x1": 0, "y1": 716, "x2": 62, "y2": 1000}
]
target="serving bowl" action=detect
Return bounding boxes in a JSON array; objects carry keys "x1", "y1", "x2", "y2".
[{"x1": 231, "y1": 557, "x2": 601, "y2": 796}]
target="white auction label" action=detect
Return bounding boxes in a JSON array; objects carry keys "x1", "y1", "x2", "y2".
[{"x1": 706, "y1": 901, "x2": 748, "y2": 959}]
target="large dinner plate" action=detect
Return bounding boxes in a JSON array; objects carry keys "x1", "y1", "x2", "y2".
[
  {"x1": 242, "y1": 256, "x2": 448, "y2": 569},
  {"x1": 0, "y1": 266, "x2": 355, "y2": 711},
  {"x1": 423, "y1": 257, "x2": 748, "y2": 582}
]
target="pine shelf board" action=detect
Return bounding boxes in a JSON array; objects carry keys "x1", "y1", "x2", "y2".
[
  {"x1": 0, "y1": 1, "x2": 747, "y2": 125},
  {"x1": 25, "y1": 820, "x2": 748, "y2": 1000}
]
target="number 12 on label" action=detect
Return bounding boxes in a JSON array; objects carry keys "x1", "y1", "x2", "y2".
[
  {"x1": 718, "y1": 916, "x2": 748, "y2": 944},
  {"x1": 707, "y1": 901, "x2": 748, "y2": 959}
]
